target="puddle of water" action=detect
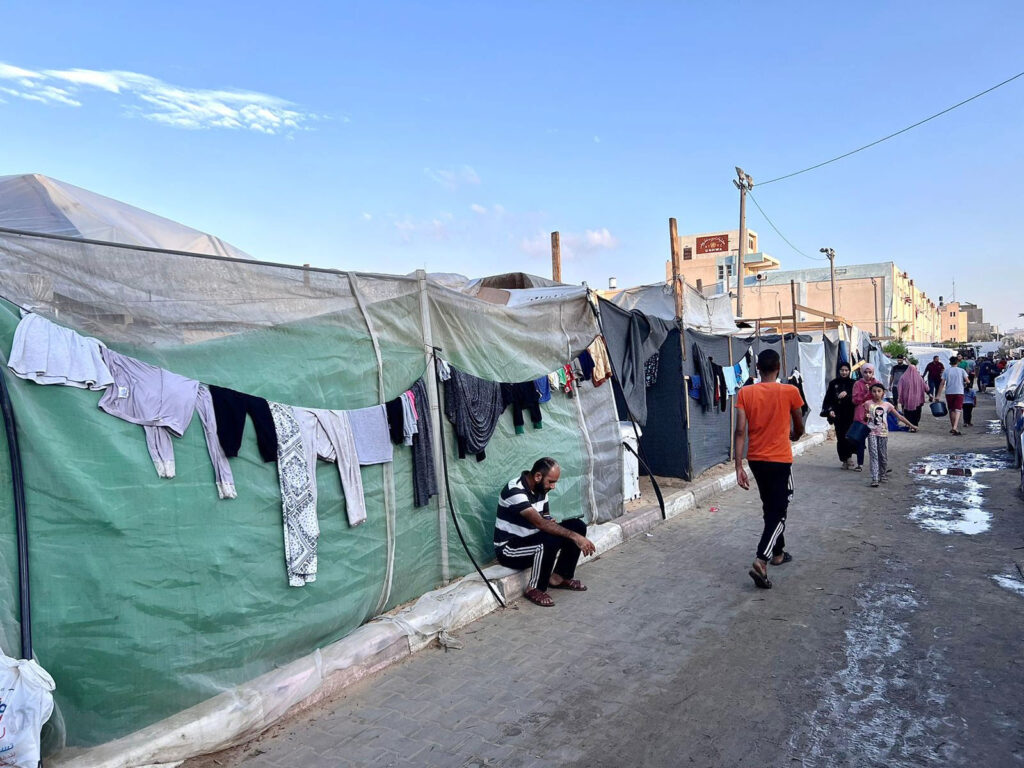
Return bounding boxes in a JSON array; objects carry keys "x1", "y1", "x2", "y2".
[
  {"x1": 986, "y1": 420, "x2": 1003, "y2": 435},
  {"x1": 789, "y1": 581, "x2": 960, "y2": 765},
  {"x1": 907, "y1": 453, "x2": 1011, "y2": 536},
  {"x1": 992, "y1": 574, "x2": 1024, "y2": 598}
]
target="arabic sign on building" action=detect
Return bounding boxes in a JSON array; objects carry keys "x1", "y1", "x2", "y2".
[{"x1": 696, "y1": 234, "x2": 730, "y2": 254}]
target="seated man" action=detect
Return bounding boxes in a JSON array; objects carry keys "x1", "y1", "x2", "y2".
[{"x1": 494, "y1": 457, "x2": 595, "y2": 607}]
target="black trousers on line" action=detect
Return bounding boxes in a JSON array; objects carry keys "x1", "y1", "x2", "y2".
[
  {"x1": 495, "y1": 517, "x2": 587, "y2": 592},
  {"x1": 748, "y1": 460, "x2": 793, "y2": 563}
]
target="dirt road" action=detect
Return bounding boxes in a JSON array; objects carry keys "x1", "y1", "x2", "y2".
[{"x1": 190, "y1": 393, "x2": 1024, "y2": 767}]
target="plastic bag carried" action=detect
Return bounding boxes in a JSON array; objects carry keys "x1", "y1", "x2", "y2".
[{"x1": 0, "y1": 651, "x2": 55, "y2": 767}]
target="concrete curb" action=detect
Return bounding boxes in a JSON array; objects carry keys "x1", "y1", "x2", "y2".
[{"x1": 53, "y1": 432, "x2": 828, "y2": 768}]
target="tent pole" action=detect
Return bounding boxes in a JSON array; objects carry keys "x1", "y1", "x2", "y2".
[
  {"x1": 728, "y1": 339, "x2": 735, "y2": 462},
  {"x1": 779, "y1": 300, "x2": 789, "y2": 375},
  {"x1": 416, "y1": 270, "x2": 450, "y2": 583},
  {"x1": 0, "y1": 366, "x2": 32, "y2": 661},
  {"x1": 790, "y1": 280, "x2": 799, "y2": 337}
]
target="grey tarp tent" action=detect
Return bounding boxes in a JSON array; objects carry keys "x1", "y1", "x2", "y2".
[{"x1": 0, "y1": 213, "x2": 623, "y2": 763}]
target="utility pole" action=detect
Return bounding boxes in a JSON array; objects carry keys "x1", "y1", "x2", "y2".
[
  {"x1": 550, "y1": 232, "x2": 561, "y2": 282},
  {"x1": 819, "y1": 247, "x2": 837, "y2": 316},
  {"x1": 733, "y1": 167, "x2": 753, "y2": 318}
]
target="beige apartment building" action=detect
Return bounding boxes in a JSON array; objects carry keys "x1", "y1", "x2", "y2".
[
  {"x1": 667, "y1": 229, "x2": 779, "y2": 293},
  {"x1": 665, "y1": 230, "x2": 945, "y2": 342},
  {"x1": 938, "y1": 301, "x2": 968, "y2": 343}
]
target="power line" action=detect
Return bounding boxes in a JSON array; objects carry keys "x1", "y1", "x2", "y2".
[
  {"x1": 746, "y1": 191, "x2": 828, "y2": 262},
  {"x1": 759, "y1": 70, "x2": 1024, "y2": 186}
]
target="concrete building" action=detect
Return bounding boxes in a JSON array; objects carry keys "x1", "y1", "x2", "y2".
[
  {"x1": 938, "y1": 301, "x2": 968, "y2": 343},
  {"x1": 667, "y1": 229, "x2": 779, "y2": 294},
  {"x1": 721, "y1": 262, "x2": 941, "y2": 343},
  {"x1": 958, "y1": 301, "x2": 999, "y2": 341}
]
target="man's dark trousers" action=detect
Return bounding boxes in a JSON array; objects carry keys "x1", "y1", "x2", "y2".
[
  {"x1": 495, "y1": 518, "x2": 587, "y2": 591},
  {"x1": 748, "y1": 460, "x2": 793, "y2": 562}
]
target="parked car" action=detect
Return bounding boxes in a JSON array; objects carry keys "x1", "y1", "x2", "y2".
[{"x1": 1002, "y1": 381, "x2": 1024, "y2": 467}]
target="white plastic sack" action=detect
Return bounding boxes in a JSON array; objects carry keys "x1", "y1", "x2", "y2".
[{"x1": 0, "y1": 653, "x2": 55, "y2": 767}]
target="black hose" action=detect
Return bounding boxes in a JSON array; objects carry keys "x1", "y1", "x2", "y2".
[
  {"x1": 0, "y1": 366, "x2": 32, "y2": 660},
  {"x1": 431, "y1": 353, "x2": 506, "y2": 609}
]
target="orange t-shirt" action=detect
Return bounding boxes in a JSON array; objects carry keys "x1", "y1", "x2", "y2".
[{"x1": 735, "y1": 382, "x2": 804, "y2": 463}]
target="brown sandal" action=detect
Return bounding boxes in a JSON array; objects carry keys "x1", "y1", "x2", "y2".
[
  {"x1": 550, "y1": 578, "x2": 587, "y2": 591},
  {"x1": 524, "y1": 588, "x2": 555, "y2": 607}
]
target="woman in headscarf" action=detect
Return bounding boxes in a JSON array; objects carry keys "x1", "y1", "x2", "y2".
[
  {"x1": 822, "y1": 362, "x2": 863, "y2": 470},
  {"x1": 852, "y1": 363, "x2": 880, "y2": 408},
  {"x1": 897, "y1": 363, "x2": 928, "y2": 426}
]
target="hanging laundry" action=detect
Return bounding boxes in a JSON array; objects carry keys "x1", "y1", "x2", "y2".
[
  {"x1": 346, "y1": 404, "x2": 393, "y2": 465},
  {"x1": 436, "y1": 358, "x2": 452, "y2": 382},
  {"x1": 723, "y1": 365, "x2": 739, "y2": 395},
  {"x1": 8, "y1": 312, "x2": 114, "y2": 390},
  {"x1": 578, "y1": 350, "x2": 596, "y2": 382},
  {"x1": 787, "y1": 370, "x2": 811, "y2": 417},
  {"x1": 400, "y1": 391, "x2": 418, "y2": 446},
  {"x1": 688, "y1": 374, "x2": 702, "y2": 401},
  {"x1": 547, "y1": 370, "x2": 560, "y2": 393},
  {"x1": 208, "y1": 385, "x2": 278, "y2": 462},
  {"x1": 644, "y1": 353, "x2": 660, "y2": 388},
  {"x1": 535, "y1": 376, "x2": 551, "y2": 404},
  {"x1": 97, "y1": 348, "x2": 235, "y2": 498},
  {"x1": 587, "y1": 336, "x2": 613, "y2": 386},
  {"x1": 737, "y1": 357, "x2": 751, "y2": 386},
  {"x1": 269, "y1": 402, "x2": 319, "y2": 587},
  {"x1": 293, "y1": 407, "x2": 368, "y2": 528},
  {"x1": 443, "y1": 366, "x2": 506, "y2": 461},
  {"x1": 562, "y1": 364, "x2": 575, "y2": 398},
  {"x1": 691, "y1": 343, "x2": 715, "y2": 412},
  {"x1": 409, "y1": 379, "x2": 438, "y2": 508},
  {"x1": 711, "y1": 363, "x2": 728, "y2": 412},
  {"x1": 500, "y1": 381, "x2": 543, "y2": 434},
  {"x1": 384, "y1": 396, "x2": 405, "y2": 445}
]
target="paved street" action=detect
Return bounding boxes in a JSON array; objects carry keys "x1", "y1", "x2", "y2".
[{"x1": 191, "y1": 394, "x2": 1024, "y2": 768}]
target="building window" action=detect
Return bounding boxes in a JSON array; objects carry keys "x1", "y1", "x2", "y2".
[
  {"x1": 717, "y1": 264, "x2": 733, "y2": 281},
  {"x1": 683, "y1": 246, "x2": 692, "y2": 261}
]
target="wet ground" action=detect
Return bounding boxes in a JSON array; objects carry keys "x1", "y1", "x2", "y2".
[{"x1": 189, "y1": 393, "x2": 1024, "y2": 768}]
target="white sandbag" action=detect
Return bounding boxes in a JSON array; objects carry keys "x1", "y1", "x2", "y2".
[{"x1": 0, "y1": 652, "x2": 55, "y2": 767}]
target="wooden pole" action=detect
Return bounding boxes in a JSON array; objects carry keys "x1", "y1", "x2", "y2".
[
  {"x1": 790, "y1": 280, "x2": 799, "y2": 336},
  {"x1": 669, "y1": 219, "x2": 682, "y2": 320},
  {"x1": 778, "y1": 299, "x2": 789, "y2": 375},
  {"x1": 551, "y1": 232, "x2": 562, "y2": 282}
]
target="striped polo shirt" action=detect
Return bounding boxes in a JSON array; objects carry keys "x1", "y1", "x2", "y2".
[{"x1": 494, "y1": 472, "x2": 551, "y2": 549}]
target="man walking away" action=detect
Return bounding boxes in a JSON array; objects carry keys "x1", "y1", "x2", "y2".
[
  {"x1": 924, "y1": 356, "x2": 945, "y2": 402},
  {"x1": 494, "y1": 457, "x2": 595, "y2": 607},
  {"x1": 938, "y1": 356, "x2": 970, "y2": 435},
  {"x1": 734, "y1": 350, "x2": 805, "y2": 590}
]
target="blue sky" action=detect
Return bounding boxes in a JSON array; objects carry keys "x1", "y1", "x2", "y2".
[{"x1": 1, "y1": 2, "x2": 1022, "y2": 327}]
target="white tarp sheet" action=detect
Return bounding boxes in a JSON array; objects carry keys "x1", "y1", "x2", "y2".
[
  {"x1": 604, "y1": 282, "x2": 737, "y2": 333},
  {"x1": 798, "y1": 341, "x2": 828, "y2": 434},
  {"x1": 0, "y1": 174, "x2": 251, "y2": 259},
  {"x1": 908, "y1": 346, "x2": 954, "y2": 375},
  {"x1": 995, "y1": 359, "x2": 1024, "y2": 421}
]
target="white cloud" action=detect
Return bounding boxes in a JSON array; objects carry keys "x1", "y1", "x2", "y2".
[
  {"x1": 0, "y1": 60, "x2": 316, "y2": 134},
  {"x1": 584, "y1": 227, "x2": 618, "y2": 249},
  {"x1": 425, "y1": 165, "x2": 481, "y2": 189},
  {"x1": 593, "y1": 135, "x2": 601, "y2": 143},
  {"x1": 519, "y1": 227, "x2": 619, "y2": 259},
  {"x1": 361, "y1": 212, "x2": 373, "y2": 220},
  {"x1": 470, "y1": 203, "x2": 488, "y2": 215}
]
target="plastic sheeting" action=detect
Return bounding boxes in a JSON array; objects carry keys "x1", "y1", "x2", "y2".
[
  {"x1": 908, "y1": 346, "x2": 954, "y2": 375},
  {"x1": 684, "y1": 330, "x2": 732, "y2": 478},
  {"x1": 798, "y1": 342, "x2": 829, "y2": 434},
  {"x1": 604, "y1": 282, "x2": 737, "y2": 335},
  {"x1": 0, "y1": 174, "x2": 251, "y2": 260},
  {"x1": 636, "y1": 330, "x2": 689, "y2": 479},
  {"x1": 0, "y1": 228, "x2": 623, "y2": 755}
]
